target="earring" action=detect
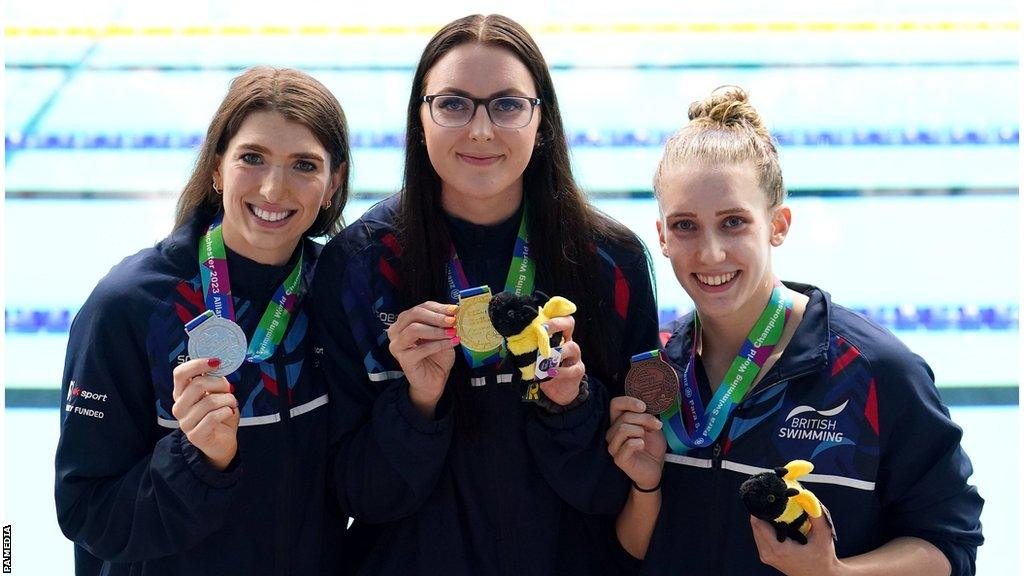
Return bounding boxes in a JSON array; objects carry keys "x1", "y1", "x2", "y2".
[
  {"x1": 212, "y1": 179, "x2": 221, "y2": 194},
  {"x1": 323, "y1": 199, "x2": 332, "y2": 210}
]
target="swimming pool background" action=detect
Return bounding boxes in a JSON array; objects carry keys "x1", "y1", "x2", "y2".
[{"x1": 3, "y1": 0, "x2": 1020, "y2": 573}]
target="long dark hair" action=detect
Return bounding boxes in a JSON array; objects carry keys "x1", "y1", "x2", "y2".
[
  {"x1": 174, "y1": 66, "x2": 351, "y2": 237},
  {"x1": 397, "y1": 14, "x2": 648, "y2": 389}
]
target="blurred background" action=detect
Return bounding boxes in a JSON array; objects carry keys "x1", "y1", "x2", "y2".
[{"x1": 4, "y1": 0, "x2": 1019, "y2": 573}]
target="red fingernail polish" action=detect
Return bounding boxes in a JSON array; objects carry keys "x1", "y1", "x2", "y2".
[
  {"x1": 229, "y1": 384, "x2": 235, "y2": 394},
  {"x1": 451, "y1": 336, "x2": 461, "y2": 346},
  {"x1": 445, "y1": 327, "x2": 457, "y2": 337},
  {"x1": 549, "y1": 369, "x2": 559, "y2": 377},
  {"x1": 209, "y1": 358, "x2": 222, "y2": 368}
]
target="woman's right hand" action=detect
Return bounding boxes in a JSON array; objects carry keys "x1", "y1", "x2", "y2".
[
  {"x1": 607, "y1": 396, "x2": 667, "y2": 491},
  {"x1": 386, "y1": 301, "x2": 460, "y2": 418},
  {"x1": 172, "y1": 358, "x2": 240, "y2": 470}
]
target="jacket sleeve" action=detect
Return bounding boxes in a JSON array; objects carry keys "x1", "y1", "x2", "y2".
[
  {"x1": 526, "y1": 246, "x2": 661, "y2": 515},
  {"x1": 874, "y1": 347, "x2": 984, "y2": 576},
  {"x1": 311, "y1": 241, "x2": 454, "y2": 524},
  {"x1": 54, "y1": 281, "x2": 239, "y2": 562}
]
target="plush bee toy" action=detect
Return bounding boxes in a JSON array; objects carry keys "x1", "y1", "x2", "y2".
[
  {"x1": 739, "y1": 459, "x2": 824, "y2": 545},
  {"x1": 487, "y1": 291, "x2": 576, "y2": 381}
]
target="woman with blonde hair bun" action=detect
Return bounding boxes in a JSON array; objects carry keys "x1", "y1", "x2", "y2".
[{"x1": 607, "y1": 86, "x2": 983, "y2": 575}]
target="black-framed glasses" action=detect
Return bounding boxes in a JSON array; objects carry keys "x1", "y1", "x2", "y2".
[{"x1": 422, "y1": 94, "x2": 542, "y2": 129}]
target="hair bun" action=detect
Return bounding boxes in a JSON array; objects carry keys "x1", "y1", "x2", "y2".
[
  {"x1": 655, "y1": 84, "x2": 785, "y2": 207},
  {"x1": 687, "y1": 86, "x2": 765, "y2": 130}
]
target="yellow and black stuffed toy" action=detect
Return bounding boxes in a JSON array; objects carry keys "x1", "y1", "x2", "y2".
[
  {"x1": 487, "y1": 291, "x2": 576, "y2": 381},
  {"x1": 739, "y1": 459, "x2": 824, "y2": 545}
]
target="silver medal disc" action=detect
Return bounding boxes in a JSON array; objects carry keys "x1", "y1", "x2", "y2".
[{"x1": 186, "y1": 316, "x2": 248, "y2": 376}]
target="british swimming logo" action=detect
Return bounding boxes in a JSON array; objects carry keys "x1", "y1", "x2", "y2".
[{"x1": 778, "y1": 400, "x2": 849, "y2": 443}]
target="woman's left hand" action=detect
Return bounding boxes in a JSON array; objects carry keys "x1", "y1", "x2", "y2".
[
  {"x1": 538, "y1": 315, "x2": 585, "y2": 405},
  {"x1": 750, "y1": 514, "x2": 844, "y2": 576}
]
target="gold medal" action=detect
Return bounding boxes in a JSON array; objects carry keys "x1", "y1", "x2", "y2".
[{"x1": 455, "y1": 287, "x2": 504, "y2": 352}]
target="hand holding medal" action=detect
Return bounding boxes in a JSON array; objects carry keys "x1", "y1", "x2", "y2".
[
  {"x1": 171, "y1": 357, "x2": 240, "y2": 470},
  {"x1": 606, "y1": 395, "x2": 668, "y2": 493},
  {"x1": 386, "y1": 301, "x2": 460, "y2": 418},
  {"x1": 178, "y1": 213, "x2": 308, "y2": 467},
  {"x1": 609, "y1": 349, "x2": 677, "y2": 490}
]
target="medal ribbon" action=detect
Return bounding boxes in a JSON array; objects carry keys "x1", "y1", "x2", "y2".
[
  {"x1": 198, "y1": 213, "x2": 306, "y2": 363},
  {"x1": 446, "y1": 209, "x2": 534, "y2": 368},
  {"x1": 631, "y1": 350, "x2": 662, "y2": 363},
  {"x1": 661, "y1": 281, "x2": 792, "y2": 453}
]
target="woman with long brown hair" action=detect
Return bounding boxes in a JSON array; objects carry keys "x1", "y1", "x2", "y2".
[
  {"x1": 310, "y1": 14, "x2": 659, "y2": 576},
  {"x1": 55, "y1": 67, "x2": 352, "y2": 575}
]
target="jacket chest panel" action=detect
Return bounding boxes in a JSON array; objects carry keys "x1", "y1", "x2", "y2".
[{"x1": 147, "y1": 278, "x2": 320, "y2": 427}]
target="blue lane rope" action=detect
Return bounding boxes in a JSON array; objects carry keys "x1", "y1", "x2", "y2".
[
  {"x1": 5, "y1": 127, "x2": 1019, "y2": 151},
  {"x1": 654, "y1": 304, "x2": 1018, "y2": 332},
  {"x1": 5, "y1": 304, "x2": 1018, "y2": 334}
]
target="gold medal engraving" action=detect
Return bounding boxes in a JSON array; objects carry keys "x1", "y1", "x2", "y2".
[{"x1": 456, "y1": 289, "x2": 504, "y2": 352}]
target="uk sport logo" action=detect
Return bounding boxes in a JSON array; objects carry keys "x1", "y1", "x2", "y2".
[
  {"x1": 65, "y1": 381, "x2": 109, "y2": 420},
  {"x1": 66, "y1": 382, "x2": 109, "y2": 403}
]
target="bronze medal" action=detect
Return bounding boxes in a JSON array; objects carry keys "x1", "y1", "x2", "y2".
[
  {"x1": 455, "y1": 288, "x2": 504, "y2": 352},
  {"x1": 624, "y1": 350, "x2": 679, "y2": 415}
]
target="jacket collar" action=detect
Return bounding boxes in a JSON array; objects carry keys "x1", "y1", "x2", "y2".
[
  {"x1": 162, "y1": 208, "x2": 214, "y2": 277},
  {"x1": 663, "y1": 281, "x2": 831, "y2": 390}
]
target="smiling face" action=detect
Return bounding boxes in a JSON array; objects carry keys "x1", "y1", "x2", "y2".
[
  {"x1": 213, "y1": 109, "x2": 342, "y2": 265},
  {"x1": 420, "y1": 43, "x2": 541, "y2": 224},
  {"x1": 656, "y1": 162, "x2": 791, "y2": 323}
]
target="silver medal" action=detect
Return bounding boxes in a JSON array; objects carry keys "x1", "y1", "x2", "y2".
[{"x1": 186, "y1": 315, "x2": 248, "y2": 376}]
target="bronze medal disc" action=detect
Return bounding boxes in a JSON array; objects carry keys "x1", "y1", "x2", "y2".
[{"x1": 624, "y1": 357, "x2": 679, "y2": 415}]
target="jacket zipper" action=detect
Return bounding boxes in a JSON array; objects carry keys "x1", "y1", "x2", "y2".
[
  {"x1": 707, "y1": 369, "x2": 815, "y2": 570},
  {"x1": 709, "y1": 434, "x2": 726, "y2": 568},
  {"x1": 276, "y1": 375, "x2": 291, "y2": 576},
  {"x1": 749, "y1": 368, "x2": 816, "y2": 400}
]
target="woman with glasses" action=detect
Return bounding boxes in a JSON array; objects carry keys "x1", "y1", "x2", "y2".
[
  {"x1": 607, "y1": 87, "x2": 983, "y2": 575},
  {"x1": 55, "y1": 67, "x2": 352, "y2": 575},
  {"x1": 310, "y1": 13, "x2": 659, "y2": 576}
]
